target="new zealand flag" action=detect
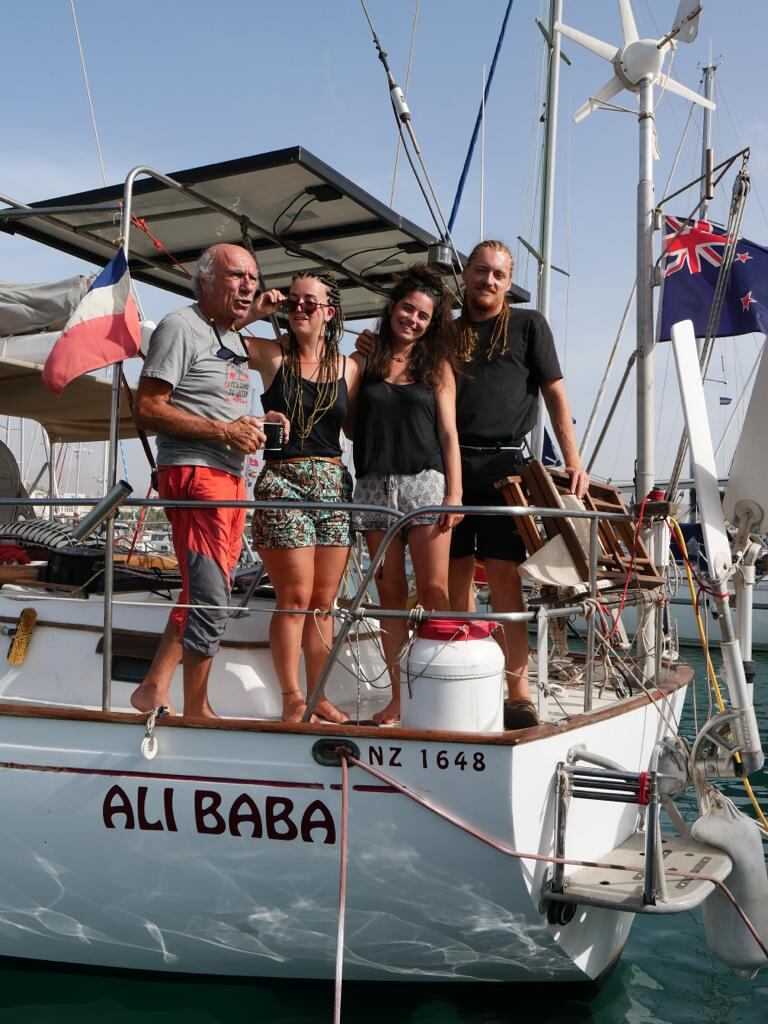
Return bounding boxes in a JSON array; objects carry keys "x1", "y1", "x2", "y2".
[{"x1": 658, "y1": 215, "x2": 768, "y2": 341}]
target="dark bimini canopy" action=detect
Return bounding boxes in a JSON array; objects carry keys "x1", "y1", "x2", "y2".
[{"x1": 0, "y1": 147, "x2": 530, "y2": 320}]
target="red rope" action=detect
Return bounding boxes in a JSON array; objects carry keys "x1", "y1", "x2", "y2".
[
  {"x1": 130, "y1": 216, "x2": 192, "y2": 278},
  {"x1": 125, "y1": 484, "x2": 154, "y2": 564},
  {"x1": 333, "y1": 754, "x2": 350, "y2": 1024},
  {"x1": 606, "y1": 495, "x2": 649, "y2": 639}
]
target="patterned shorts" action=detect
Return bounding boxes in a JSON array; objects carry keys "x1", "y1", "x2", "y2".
[
  {"x1": 252, "y1": 459, "x2": 353, "y2": 550},
  {"x1": 353, "y1": 469, "x2": 446, "y2": 534}
]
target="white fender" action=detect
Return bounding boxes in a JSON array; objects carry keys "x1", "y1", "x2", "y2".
[{"x1": 691, "y1": 791, "x2": 768, "y2": 977}]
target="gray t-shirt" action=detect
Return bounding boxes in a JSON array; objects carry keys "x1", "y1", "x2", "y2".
[{"x1": 141, "y1": 304, "x2": 251, "y2": 476}]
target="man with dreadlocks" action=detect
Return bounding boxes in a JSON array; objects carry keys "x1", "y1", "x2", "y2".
[
  {"x1": 130, "y1": 243, "x2": 288, "y2": 719},
  {"x1": 450, "y1": 240, "x2": 588, "y2": 728},
  {"x1": 242, "y1": 270, "x2": 363, "y2": 725}
]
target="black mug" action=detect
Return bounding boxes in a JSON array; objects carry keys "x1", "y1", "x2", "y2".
[{"x1": 263, "y1": 421, "x2": 284, "y2": 451}]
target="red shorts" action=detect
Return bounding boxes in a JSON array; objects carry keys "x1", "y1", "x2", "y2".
[{"x1": 158, "y1": 465, "x2": 246, "y2": 657}]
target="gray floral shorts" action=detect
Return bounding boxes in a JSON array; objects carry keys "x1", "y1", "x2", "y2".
[
  {"x1": 253, "y1": 459, "x2": 353, "y2": 549},
  {"x1": 353, "y1": 469, "x2": 446, "y2": 534}
]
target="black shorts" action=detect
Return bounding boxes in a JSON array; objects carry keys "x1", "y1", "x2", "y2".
[{"x1": 450, "y1": 450, "x2": 527, "y2": 564}]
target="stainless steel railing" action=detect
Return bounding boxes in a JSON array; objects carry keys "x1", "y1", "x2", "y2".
[{"x1": 0, "y1": 494, "x2": 663, "y2": 716}]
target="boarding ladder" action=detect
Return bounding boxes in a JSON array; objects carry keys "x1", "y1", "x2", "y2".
[{"x1": 542, "y1": 761, "x2": 733, "y2": 924}]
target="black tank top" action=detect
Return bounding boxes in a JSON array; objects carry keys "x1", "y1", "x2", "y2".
[
  {"x1": 261, "y1": 358, "x2": 347, "y2": 460},
  {"x1": 353, "y1": 376, "x2": 444, "y2": 476}
]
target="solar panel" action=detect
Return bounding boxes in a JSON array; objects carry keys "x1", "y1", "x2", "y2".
[{"x1": 0, "y1": 146, "x2": 530, "y2": 320}]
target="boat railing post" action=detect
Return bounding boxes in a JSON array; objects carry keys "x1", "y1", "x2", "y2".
[
  {"x1": 536, "y1": 606, "x2": 549, "y2": 719},
  {"x1": 100, "y1": 169, "x2": 141, "y2": 713},
  {"x1": 584, "y1": 604, "x2": 595, "y2": 713},
  {"x1": 303, "y1": 506, "x2": 405, "y2": 721},
  {"x1": 302, "y1": 502, "x2": 542, "y2": 721}
]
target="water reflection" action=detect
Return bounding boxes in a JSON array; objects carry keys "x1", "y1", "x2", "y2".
[{"x1": 0, "y1": 649, "x2": 764, "y2": 1021}]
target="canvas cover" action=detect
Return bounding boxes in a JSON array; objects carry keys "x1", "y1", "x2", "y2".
[
  {"x1": 0, "y1": 276, "x2": 91, "y2": 336},
  {"x1": 0, "y1": 356, "x2": 139, "y2": 443}
]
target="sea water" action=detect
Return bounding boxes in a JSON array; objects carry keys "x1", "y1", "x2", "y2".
[{"x1": 0, "y1": 647, "x2": 765, "y2": 1023}]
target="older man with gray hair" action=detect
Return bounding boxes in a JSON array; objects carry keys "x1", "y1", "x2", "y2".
[{"x1": 130, "y1": 242, "x2": 287, "y2": 718}]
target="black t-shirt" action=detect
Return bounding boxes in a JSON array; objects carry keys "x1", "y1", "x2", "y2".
[
  {"x1": 455, "y1": 308, "x2": 562, "y2": 446},
  {"x1": 353, "y1": 376, "x2": 444, "y2": 476}
]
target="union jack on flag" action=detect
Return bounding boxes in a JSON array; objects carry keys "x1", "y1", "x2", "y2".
[{"x1": 659, "y1": 215, "x2": 768, "y2": 341}]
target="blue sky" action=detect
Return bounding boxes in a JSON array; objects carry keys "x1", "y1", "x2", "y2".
[{"x1": 1, "y1": 0, "x2": 766, "y2": 494}]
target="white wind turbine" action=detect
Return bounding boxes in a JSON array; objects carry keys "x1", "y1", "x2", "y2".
[
  {"x1": 556, "y1": 0, "x2": 714, "y2": 123},
  {"x1": 555, "y1": 1, "x2": 713, "y2": 673}
]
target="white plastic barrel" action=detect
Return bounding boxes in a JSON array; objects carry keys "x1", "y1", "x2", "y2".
[{"x1": 400, "y1": 619, "x2": 504, "y2": 733}]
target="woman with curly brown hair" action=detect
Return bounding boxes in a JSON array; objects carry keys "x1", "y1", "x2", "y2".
[
  {"x1": 352, "y1": 264, "x2": 462, "y2": 725},
  {"x1": 245, "y1": 271, "x2": 362, "y2": 724}
]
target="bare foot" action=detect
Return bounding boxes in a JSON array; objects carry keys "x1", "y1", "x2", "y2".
[
  {"x1": 183, "y1": 707, "x2": 219, "y2": 721},
  {"x1": 281, "y1": 692, "x2": 319, "y2": 724},
  {"x1": 130, "y1": 684, "x2": 176, "y2": 716},
  {"x1": 372, "y1": 699, "x2": 400, "y2": 726},
  {"x1": 311, "y1": 697, "x2": 350, "y2": 725}
]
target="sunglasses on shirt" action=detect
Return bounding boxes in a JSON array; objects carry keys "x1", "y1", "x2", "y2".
[
  {"x1": 281, "y1": 298, "x2": 332, "y2": 315},
  {"x1": 211, "y1": 322, "x2": 249, "y2": 366}
]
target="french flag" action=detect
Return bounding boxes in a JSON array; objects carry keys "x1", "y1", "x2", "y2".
[{"x1": 43, "y1": 249, "x2": 141, "y2": 396}]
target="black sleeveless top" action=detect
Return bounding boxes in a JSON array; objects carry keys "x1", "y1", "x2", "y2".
[
  {"x1": 261, "y1": 358, "x2": 347, "y2": 460},
  {"x1": 353, "y1": 376, "x2": 443, "y2": 476}
]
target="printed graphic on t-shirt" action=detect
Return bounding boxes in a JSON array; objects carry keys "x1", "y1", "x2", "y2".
[{"x1": 225, "y1": 364, "x2": 249, "y2": 404}]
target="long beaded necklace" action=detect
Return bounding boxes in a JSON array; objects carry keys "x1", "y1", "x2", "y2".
[{"x1": 281, "y1": 335, "x2": 340, "y2": 443}]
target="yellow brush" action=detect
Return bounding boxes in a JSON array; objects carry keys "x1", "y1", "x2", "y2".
[{"x1": 7, "y1": 607, "x2": 37, "y2": 665}]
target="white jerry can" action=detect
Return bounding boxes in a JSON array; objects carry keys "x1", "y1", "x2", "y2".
[
  {"x1": 400, "y1": 618, "x2": 504, "y2": 733},
  {"x1": 691, "y1": 790, "x2": 768, "y2": 978}
]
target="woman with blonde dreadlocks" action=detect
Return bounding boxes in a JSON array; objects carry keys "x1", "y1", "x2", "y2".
[{"x1": 243, "y1": 271, "x2": 362, "y2": 724}]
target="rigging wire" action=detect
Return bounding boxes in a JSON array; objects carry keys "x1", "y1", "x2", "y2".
[
  {"x1": 389, "y1": 0, "x2": 420, "y2": 208},
  {"x1": 717, "y1": 80, "x2": 768, "y2": 235},
  {"x1": 359, "y1": 0, "x2": 463, "y2": 296},
  {"x1": 665, "y1": 159, "x2": 751, "y2": 499},
  {"x1": 69, "y1": 0, "x2": 146, "y2": 327},
  {"x1": 584, "y1": 95, "x2": 701, "y2": 472},
  {"x1": 561, "y1": 54, "x2": 573, "y2": 375},
  {"x1": 446, "y1": 0, "x2": 516, "y2": 233},
  {"x1": 518, "y1": 10, "x2": 549, "y2": 292},
  {"x1": 69, "y1": 0, "x2": 107, "y2": 186}
]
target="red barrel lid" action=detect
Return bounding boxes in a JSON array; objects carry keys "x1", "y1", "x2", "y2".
[{"x1": 416, "y1": 618, "x2": 498, "y2": 641}]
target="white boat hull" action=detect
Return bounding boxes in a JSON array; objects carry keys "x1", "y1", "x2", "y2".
[{"x1": 0, "y1": 685, "x2": 686, "y2": 983}]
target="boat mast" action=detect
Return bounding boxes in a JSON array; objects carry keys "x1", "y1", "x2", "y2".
[
  {"x1": 533, "y1": 0, "x2": 563, "y2": 459},
  {"x1": 635, "y1": 75, "x2": 656, "y2": 504},
  {"x1": 699, "y1": 59, "x2": 717, "y2": 220}
]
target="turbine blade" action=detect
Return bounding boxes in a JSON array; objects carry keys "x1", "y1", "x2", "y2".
[
  {"x1": 658, "y1": 74, "x2": 716, "y2": 109},
  {"x1": 554, "y1": 21, "x2": 618, "y2": 62},
  {"x1": 618, "y1": 0, "x2": 639, "y2": 43},
  {"x1": 573, "y1": 75, "x2": 625, "y2": 123},
  {"x1": 671, "y1": 0, "x2": 702, "y2": 44}
]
